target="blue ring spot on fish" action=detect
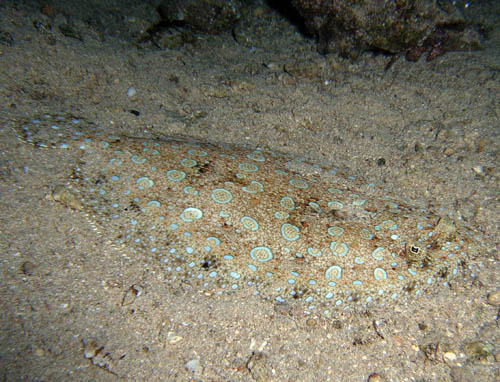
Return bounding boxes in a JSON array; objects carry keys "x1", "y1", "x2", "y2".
[
  {"x1": 374, "y1": 268, "x2": 388, "y2": 281},
  {"x1": 131, "y1": 154, "x2": 147, "y2": 164},
  {"x1": 289, "y1": 179, "x2": 308, "y2": 189},
  {"x1": 241, "y1": 216, "x2": 259, "y2": 231},
  {"x1": 307, "y1": 248, "x2": 322, "y2": 257},
  {"x1": 136, "y1": 177, "x2": 154, "y2": 189},
  {"x1": 371, "y1": 247, "x2": 387, "y2": 261},
  {"x1": 180, "y1": 208, "x2": 202, "y2": 222},
  {"x1": 330, "y1": 242, "x2": 348, "y2": 257},
  {"x1": 181, "y1": 158, "x2": 197, "y2": 167},
  {"x1": 325, "y1": 265, "x2": 342, "y2": 280},
  {"x1": 211, "y1": 188, "x2": 233, "y2": 204},
  {"x1": 280, "y1": 196, "x2": 295, "y2": 210},
  {"x1": 166, "y1": 169, "x2": 186, "y2": 182},
  {"x1": 238, "y1": 163, "x2": 258, "y2": 172},
  {"x1": 250, "y1": 247, "x2": 273, "y2": 262},
  {"x1": 281, "y1": 223, "x2": 300, "y2": 241},
  {"x1": 328, "y1": 226, "x2": 344, "y2": 237},
  {"x1": 242, "y1": 180, "x2": 263, "y2": 194}
]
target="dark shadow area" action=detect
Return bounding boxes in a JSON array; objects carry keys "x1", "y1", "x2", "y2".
[{"x1": 264, "y1": 0, "x2": 312, "y2": 37}]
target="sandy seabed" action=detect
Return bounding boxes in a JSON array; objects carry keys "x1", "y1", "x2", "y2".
[{"x1": 0, "y1": 1, "x2": 500, "y2": 381}]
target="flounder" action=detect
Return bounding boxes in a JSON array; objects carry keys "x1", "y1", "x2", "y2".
[{"x1": 16, "y1": 113, "x2": 477, "y2": 315}]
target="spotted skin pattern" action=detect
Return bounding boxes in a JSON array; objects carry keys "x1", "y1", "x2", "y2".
[{"x1": 17, "y1": 114, "x2": 477, "y2": 315}]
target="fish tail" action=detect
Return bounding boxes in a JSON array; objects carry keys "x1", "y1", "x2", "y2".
[{"x1": 15, "y1": 113, "x2": 105, "y2": 149}]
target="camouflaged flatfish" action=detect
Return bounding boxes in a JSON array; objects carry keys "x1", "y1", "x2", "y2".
[{"x1": 16, "y1": 113, "x2": 477, "y2": 316}]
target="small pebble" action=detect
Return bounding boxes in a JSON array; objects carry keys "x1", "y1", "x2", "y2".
[
  {"x1": 418, "y1": 322, "x2": 428, "y2": 331},
  {"x1": 127, "y1": 86, "x2": 136, "y2": 97},
  {"x1": 0, "y1": 30, "x2": 14, "y2": 46},
  {"x1": 444, "y1": 351, "x2": 457, "y2": 362},
  {"x1": 34, "y1": 345, "x2": 45, "y2": 357},
  {"x1": 128, "y1": 109, "x2": 140, "y2": 116},
  {"x1": 372, "y1": 319, "x2": 389, "y2": 339},
  {"x1": 486, "y1": 291, "x2": 500, "y2": 306},
  {"x1": 185, "y1": 359, "x2": 201, "y2": 375},
  {"x1": 443, "y1": 147, "x2": 454, "y2": 156},
  {"x1": 495, "y1": 350, "x2": 500, "y2": 363},
  {"x1": 166, "y1": 331, "x2": 183, "y2": 344},
  {"x1": 21, "y1": 261, "x2": 35, "y2": 276},
  {"x1": 472, "y1": 165, "x2": 485, "y2": 176},
  {"x1": 306, "y1": 318, "x2": 317, "y2": 327},
  {"x1": 331, "y1": 319, "x2": 343, "y2": 330},
  {"x1": 367, "y1": 372, "x2": 385, "y2": 382},
  {"x1": 83, "y1": 338, "x2": 102, "y2": 359}
]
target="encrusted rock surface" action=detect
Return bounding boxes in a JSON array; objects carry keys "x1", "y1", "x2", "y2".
[{"x1": 290, "y1": 0, "x2": 472, "y2": 57}]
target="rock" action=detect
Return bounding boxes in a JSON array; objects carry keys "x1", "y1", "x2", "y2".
[
  {"x1": 487, "y1": 291, "x2": 500, "y2": 306},
  {"x1": 21, "y1": 261, "x2": 36, "y2": 276},
  {"x1": 443, "y1": 351, "x2": 457, "y2": 362},
  {"x1": 83, "y1": 338, "x2": 104, "y2": 360},
  {"x1": 185, "y1": 359, "x2": 202, "y2": 375},
  {"x1": 289, "y1": 0, "x2": 482, "y2": 58},
  {"x1": 367, "y1": 373, "x2": 385, "y2": 382},
  {"x1": 127, "y1": 86, "x2": 136, "y2": 97},
  {"x1": 0, "y1": 30, "x2": 14, "y2": 46}
]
